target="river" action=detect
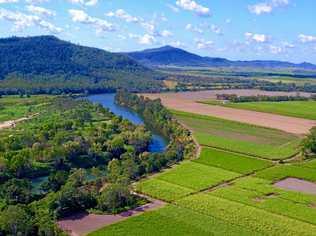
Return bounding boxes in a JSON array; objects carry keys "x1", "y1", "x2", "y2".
[{"x1": 86, "y1": 93, "x2": 167, "y2": 153}]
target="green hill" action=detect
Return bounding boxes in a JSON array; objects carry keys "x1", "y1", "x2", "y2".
[{"x1": 0, "y1": 36, "x2": 163, "y2": 94}]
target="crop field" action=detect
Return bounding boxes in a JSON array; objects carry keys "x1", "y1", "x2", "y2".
[
  {"x1": 135, "y1": 178, "x2": 194, "y2": 202},
  {"x1": 88, "y1": 205, "x2": 257, "y2": 236},
  {"x1": 176, "y1": 193, "x2": 316, "y2": 236},
  {"x1": 90, "y1": 98, "x2": 316, "y2": 236},
  {"x1": 224, "y1": 101, "x2": 316, "y2": 120},
  {"x1": 173, "y1": 111, "x2": 301, "y2": 159},
  {"x1": 255, "y1": 165, "x2": 316, "y2": 182},
  {"x1": 156, "y1": 161, "x2": 240, "y2": 191},
  {"x1": 0, "y1": 95, "x2": 52, "y2": 122},
  {"x1": 195, "y1": 148, "x2": 273, "y2": 174},
  {"x1": 210, "y1": 177, "x2": 316, "y2": 225}
]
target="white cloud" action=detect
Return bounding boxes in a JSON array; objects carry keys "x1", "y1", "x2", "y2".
[
  {"x1": 176, "y1": 0, "x2": 211, "y2": 17},
  {"x1": 248, "y1": 3, "x2": 272, "y2": 15},
  {"x1": 0, "y1": 0, "x2": 18, "y2": 3},
  {"x1": 269, "y1": 45, "x2": 283, "y2": 54},
  {"x1": 68, "y1": 0, "x2": 98, "y2": 6},
  {"x1": 248, "y1": 0, "x2": 289, "y2": 15},
  {"x1": 69, "y1": 9, "x2": 115, "y2": 34},
  {"x1": 298, "y1": 34, "x2": 316, "y2": 43},
  {"x1": 160, "y1": 30, "x2": 173, "y2": 37},
  {"x1": 245, "y1": 32, "x2": 270, "y2": 43},
  {"x1": 211, "y1": 24, "x2": 222, "y2": 35},
  {"x1": 25, "y1": 0, "x2": 49, "y2": 3},
  {"x1": 26, "y1": 5, "x2": 55, "y2": 17},
  {"x1": 195, "y1": 38, "x2": 213, "y2": 49},
  {"x1": 166, "y1": 4, "x2": 179, "y2": 13},
  {"x1": 185, "y1": 23, "x2": 203, "y2": 34},
  {"x1": 139, "y1": 34, "x2": 155, "y2": 45},
  {"x1": 169, "y1": 40, "x2": 185, "y2": 47},
  {"x1": 282, "y1": 41, "x2": 295, "y2": 48},
  {"x1": 0, "y1": 8, "x2": 62, "y2": 33},
  {"x1": 106, "y1": 9, "x2": 139, "y2": 23}
]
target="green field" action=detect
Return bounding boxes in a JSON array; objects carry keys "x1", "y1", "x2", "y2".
[
  {"x1": 255, "y1": 165, "x2": 316, "y2": 182},
  {"x1": 222, "y1": 101, "x2": 316, "y2": 120},
  {"x1": 88, "y1": 205, "x2": 257, "y2": 236},
  {"x1": 0, "y1": 95, "x2": 52, "y2": 122},
  {"x1": 90, "y1": 103, "x2": 316, "y2": 236},
  {"x1": 210, "y1": 176, "x2": 316, "y2": 225},
  {"x1": 173, "y1": 111, "x2": 301, "y2": 160},
  {"x1": 176, "y1": 193, "x2": 316, "y2": 236},
  {"x1": 156, "y1": 161, "x2": 240, "y2": 191},
  {"x1": 195, "y1": 148, "x2": 273, "y2": 174},
  {"x1": 136, "y1": 178, "x2": 194, "y2": 202}
]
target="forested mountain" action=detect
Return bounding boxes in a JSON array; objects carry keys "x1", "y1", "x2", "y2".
[
  {"x1": 0, "y1": 36, "x2": 163, "y2": 94},
  {"x1": 126, "y1": 46, "x2": 316, "y2": 70}
]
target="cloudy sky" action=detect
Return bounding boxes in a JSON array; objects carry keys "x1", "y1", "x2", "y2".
[{"x1": 0, "y1": 0, "x2": 316, "y2": 63}]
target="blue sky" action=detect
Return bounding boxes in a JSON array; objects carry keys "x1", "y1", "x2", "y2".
[{"x1": 1, "y1": 0, "x2": 316, "y2": 63}]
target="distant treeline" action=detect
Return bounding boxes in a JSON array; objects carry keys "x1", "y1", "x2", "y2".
[{"x1": 216, "y1": 94, "x2": 316, "y2": 103}]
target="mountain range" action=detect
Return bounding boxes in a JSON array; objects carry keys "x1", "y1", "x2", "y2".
[{"x1": 126, "y1": 46, "x2": 316, "y2": 70}]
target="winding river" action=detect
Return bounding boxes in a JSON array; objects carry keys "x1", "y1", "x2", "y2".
[{"x1": 87, "y1": 93, "x2": 167, "y2": 153}]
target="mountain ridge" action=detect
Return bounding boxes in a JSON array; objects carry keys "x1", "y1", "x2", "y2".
[{"x1": 126, "y1": 45, "x2": 316, "y2": 70}]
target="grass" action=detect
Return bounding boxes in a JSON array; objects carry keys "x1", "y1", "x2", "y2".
[
  {"x1": 255, "y1": 165, "x2": 316, "y2": 182},
  {"x1": 195, "y1": 148, "x2": 273, "y2": 174},
  {"x1": 135, "y1": 178, "x2": 194, "y2": 202},
  {"x1": 88, "y1": 204, "x2": 257, "y2": 236},
  {"x1": 210, "y1": 176, "x2": 316, "y2": 225},
  {"x1": 173, "y1": 110, "x2": 301, "y2": 160},
  {"x1": 0, "y1": 95, "x2": 53, "y2": 122},
  {"x1": 156, "y1": 161, "x2": 240, "y2": 191},
  {"x1": 223, "y1": 101, "x2": 316, "y2": 120},
  {"x1": 176, "y1": 193, "x2": 316, "y2": 236}
]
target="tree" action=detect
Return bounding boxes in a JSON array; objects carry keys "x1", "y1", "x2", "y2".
[
  {"x1": 0, "y1": 205, "x2": 32, "y2": 236},
  {"x1": 303, "y1": 127, "x2": 316, "y2": 156},
  {"x1": 97, "y1": 183, "x2": 137, "y2": 214}
]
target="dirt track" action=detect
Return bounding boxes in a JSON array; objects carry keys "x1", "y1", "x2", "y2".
[
  {"x1": 57, "y1": 199, "x2": 165, "y2": 236},
  {"x1": 0, "y1": 117, "x2": 29, "y2": 130},
  {"x1": 141, "y1": 90, "x2": 316, "y2": 135}
]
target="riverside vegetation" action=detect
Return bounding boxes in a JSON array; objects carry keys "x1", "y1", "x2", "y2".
[{"x1": 0, "y1": 93, "x2": 195, "y2": 236}]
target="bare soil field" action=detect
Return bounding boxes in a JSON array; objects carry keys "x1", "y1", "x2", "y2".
[
  {"x1": 142, "y1": 89, "x2": 312, "y2": 102},
  {"x1": 274, "y1": 177, "x2": 316, "y2": 195},
  {"x1": 141, "y1": 90, "x2": 316, "y2": 135},
  {"x1": 57, "y1": 199, "x2": 165, "y2": 236}
]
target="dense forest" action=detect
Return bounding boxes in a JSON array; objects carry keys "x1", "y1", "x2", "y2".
[
  {"x1": 0, "y1": 36, "x2": 163, "y2": 95},
  {"x1": 0, "y1": 94, "x2": 196, "y2": 235}
]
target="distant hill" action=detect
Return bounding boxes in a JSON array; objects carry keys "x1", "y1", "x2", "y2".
[
  {"x1": 126, "y1": 46, "x2": 316, "y2": 70},
  {"x1": 0, "y1": 36, "x2": 163, "y2": 94}
]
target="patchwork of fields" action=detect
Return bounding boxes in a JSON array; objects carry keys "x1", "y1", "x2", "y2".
[{"x1": 89, "y1": 107, "x2": 316, "y2": 235}]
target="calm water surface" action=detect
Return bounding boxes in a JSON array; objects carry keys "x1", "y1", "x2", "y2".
[{"x1": 87, "y1": 94, "x2": 167, "y2": 153}]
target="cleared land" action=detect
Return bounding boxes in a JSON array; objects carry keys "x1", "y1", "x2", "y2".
[
  {"x1": 274, "y1": 177, "x2": 316, "y2": 195},
  {"x1": 173, "y1": 111, "x2": 301, "y2": 160},
  {"x1": 0, "y1": 95, "x2": 51, "y2": 122},
  {"x1": 223, "y1": 101, "x2": 316, "y2": 120},
  {"x1": 142, "y1": 90, "x2": 316, "y2": 134},
  {"x1": 58, "y1": 199, "x2": 165, "y2": 236}
]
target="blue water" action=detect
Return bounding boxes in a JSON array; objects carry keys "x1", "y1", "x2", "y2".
[{"x1": 86, "y1": 93, "x2": 167, "y2": 153}]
